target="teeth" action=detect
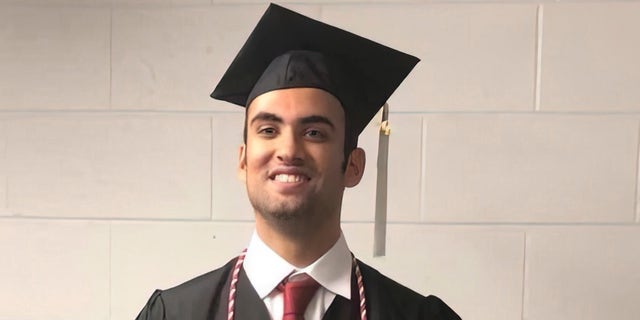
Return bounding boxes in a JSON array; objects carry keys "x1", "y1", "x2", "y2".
[{"x1": 274, "y1": 174, "x2": 304, "y2": 183}]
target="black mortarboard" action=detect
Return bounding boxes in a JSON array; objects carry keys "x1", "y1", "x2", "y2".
[{"x1": 210, "y1": 3, "x2": 419, "y2": 136}]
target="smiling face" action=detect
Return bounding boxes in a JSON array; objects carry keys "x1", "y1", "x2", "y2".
[{"x1": 239, "y1": 87, "x2": 364, "y2": 236}]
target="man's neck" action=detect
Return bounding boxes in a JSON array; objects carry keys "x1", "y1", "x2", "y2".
[{"x1": 255, "y1": 218, "x2": 341, "y2": 268}]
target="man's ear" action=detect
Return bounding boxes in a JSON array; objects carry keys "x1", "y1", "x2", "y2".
[
  {"x1": 344, "y1": 147, "x2": 366, "y2": 188},
  {"x1": 237, "y1": 144, "x2": 247, "y2": 182}
]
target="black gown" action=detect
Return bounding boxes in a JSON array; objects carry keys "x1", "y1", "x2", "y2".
[{"x1": 135, "y1": 258, "x2": 461, "y2": 320}]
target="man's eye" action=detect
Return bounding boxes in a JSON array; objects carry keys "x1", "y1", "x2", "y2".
[
  {"x1": 258, "y1": 127, "x2": 276, "y2": 135},
  {"x1": 305, "y1": 129, "x2": 325, "y2": 139}
]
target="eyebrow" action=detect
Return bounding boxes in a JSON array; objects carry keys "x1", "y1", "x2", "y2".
[
  {"x1": 250, "y1": 112, "x2": 335, "y2": 129},
  {"x1": 300, "y1": 115, "x2": 335, "y2": 129},
  {"x1": 250, "y1": 112, "x2": 283, "y2": 126}
]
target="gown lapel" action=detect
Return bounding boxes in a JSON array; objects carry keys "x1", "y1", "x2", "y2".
[
  {"x1": 356, "y1": 259, "x2": 388, "y2": 320},
  {"x1": 321, "y1": 264, "x2": 361, "y2": 320},
  {"x1": 322, "y1": 295, "x2": 352, "y2": 319},
  {"x1": 233, "y1": 267, "x2": 271, "y2": 320}
]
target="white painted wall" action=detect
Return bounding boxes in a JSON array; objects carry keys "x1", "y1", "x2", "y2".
[{"x1": 1, "y1": 1, "x2": 639, "y2": 319}]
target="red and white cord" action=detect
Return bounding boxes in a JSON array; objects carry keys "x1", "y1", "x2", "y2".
[{"x1": 227, "y1": 249, "x2": 246, "y2": 320}]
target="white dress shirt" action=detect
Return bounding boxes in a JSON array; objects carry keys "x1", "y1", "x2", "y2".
[{"x1": 243, "y1": 231, "x2": 352, "y2": 320}]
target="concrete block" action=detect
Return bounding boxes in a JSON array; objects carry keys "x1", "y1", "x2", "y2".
[
  {"x1": 524, "y1": 227, "x2": 640, "y2": 320},
  {"x1": 111, "y1": 221, "x2": 254, "y2": 320},
  {"x1": 111, "y1": 4, "x2": 320, "y2": 111},
  {"x1": 322, "y1": 3, "x2": 537, "y2": 111},
  {"x1": 4, "y1": 115, "x2": 211, "y2": 219},
  {"x1": 213, "y1": 0, "x2": 364, "y2": 4},
  {"x1": 423, "y1": 114, "x2": 638, "y2": 223},
  {"x1": 387, "y1": 114, "x2": 422, "y2": 222},
  {"x1": 344, "y1": 223, "x2": 524, "y2": 320},
  {"x1": 0, "y1": 219, "x2": 109, "y2": 320},
  {"x1": 112, "y1": 0, "x2": 210, "y2": 4},
  {"x1": 0, "y1": 6, "x2": 110, "y2": 110},
  {"x1": 541, "y1": 3, "x2": 640, "y2": 111},
  {"x1": 0, "y1": 0, "x2": 210, "y2": 4},
  {"x1": 112, "y1": 5, "x2": 258, "y2": 111}
]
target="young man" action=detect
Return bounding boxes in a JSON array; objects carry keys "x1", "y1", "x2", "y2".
[{"x1": 136, "y1": 4, "x2": 460, "y2": 320}]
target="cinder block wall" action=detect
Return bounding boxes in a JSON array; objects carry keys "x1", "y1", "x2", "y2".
[{"x1": 1, "y1": 1, "x2": 639, "y2": 320}]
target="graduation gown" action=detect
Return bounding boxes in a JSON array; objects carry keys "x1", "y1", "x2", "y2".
[{"x1": 135, "y1": 258, "x2": 461, "y2": 320}]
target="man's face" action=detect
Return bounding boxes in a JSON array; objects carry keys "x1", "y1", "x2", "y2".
[{"x1": 239, "y1": 87, "x2": 348, "y2": 228}]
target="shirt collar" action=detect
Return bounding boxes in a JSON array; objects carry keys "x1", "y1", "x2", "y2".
[{"x1": 243, "y1": 231, "x2": 352, "y2": 300}]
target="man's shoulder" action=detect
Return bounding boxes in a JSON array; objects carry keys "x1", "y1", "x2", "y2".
[
  {"x1": 357, "y1": 260, "x2": 461, "y2": 320},
  {"x1": 139, "y1": 258, "x2": 235, "y2": 318},
  {"x1": 161, "y1": 258, "x2": 236, "y2": 300},
  {"x1": 136, "y1": 258, "x2": 236, "y2": 320}
]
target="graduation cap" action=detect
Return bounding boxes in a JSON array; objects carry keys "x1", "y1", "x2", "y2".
[{"x1": 211, "y1": 3, "x2": 419, "y2": 256}]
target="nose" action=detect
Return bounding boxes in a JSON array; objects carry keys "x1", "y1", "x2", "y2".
[{"x1": 276, "y1": 130, "x2": 304, "y2": 165}]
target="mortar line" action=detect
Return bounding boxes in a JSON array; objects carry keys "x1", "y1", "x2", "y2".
[
  {"x1": 109, "y1": 7, "x2": 113, "y2": 110},
  {"x1": 3, "y1": 215, "x2": 640, "y2": 226},
  {"x1": 520, "y1": 232, "x2": 527, "y2": 320},
  {"x1": 108, "y1": 221, "x2": 112, "y2": 320},
  {"x1": 419, "y1": 117, "x2": 428, "y2": 221},
  {"x1": 635, "y1": 119, "x2": 640, "y2": 223},
  {"x1": 534, "y1": 4, "x2": 544, "y2": 112},
  {"x1": 2, "y1": 109, "x2": 640, "y2": 116},
  {"x1": 210, "y1": 117, "x2": 214, "y2": 221}
]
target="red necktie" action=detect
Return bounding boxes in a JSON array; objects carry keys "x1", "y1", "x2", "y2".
[{"x1": 279, "y1": 273, "x2": 320, "y2": 320}]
